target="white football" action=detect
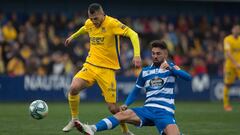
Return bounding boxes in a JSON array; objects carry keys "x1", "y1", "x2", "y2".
[{"x1": 29, "y1": 100, "x2": 48, "y2": 120}]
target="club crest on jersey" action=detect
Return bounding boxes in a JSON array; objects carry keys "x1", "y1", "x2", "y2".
[
  {"x1": 101, "y1": 27, "x2": 106, "y2": 32},
  {"x1": 149, "y1": 77, "x2": 164, "y2": 88},
  {"x1": 89, "y1": 28, "x2": 92, "y2": 32}
]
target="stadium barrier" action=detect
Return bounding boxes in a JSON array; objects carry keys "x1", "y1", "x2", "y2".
[{"x1": 0, "y1": 74, "x2": 240, "y2": 102}]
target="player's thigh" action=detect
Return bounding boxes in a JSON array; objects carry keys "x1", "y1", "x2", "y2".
[
  {"x1": 130, "y1": 107, "x2": 155, "y2": 127},
  {"x1": 154, "y1": 115, "x2": 177, "y2": 134},
  {"x1": 115, "y1": 109, "x2": 141, "y2": 126},
  {"x1": 224, "y1": 66, "x2": 236, "y2": 84},
  {"x1": 164, "y1": 124, "x2": 180, "y2": 135},
  {"x1": 73, "y1": 64, "x2": 96, "y2": 88},
  {"x1": 96, "y1": 68, "x2": 117, "y2": 103},
  {"x1": 70, "y1": 78, "x2": 88, "y2": 89}
]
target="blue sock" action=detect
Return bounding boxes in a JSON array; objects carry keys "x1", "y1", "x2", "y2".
[{"x1": 95, "y1": 116, "x2": 120, "y2": 132}]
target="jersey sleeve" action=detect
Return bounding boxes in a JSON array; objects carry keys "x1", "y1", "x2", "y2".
[
  {"x1": 111, "y1": 19, "x2": 129, "y2": 35},
  {"x1": 224, "y1": 37, "x2": 231, "y2": 51},
  {"x1": 168, "y1": 62, "x2": 181, "y2": 70},
  {"x1": 83, "y1": 19, "x2": 91, "y2": 32},
  {"x1": 167, "y1": 61, "x2": 192, "y2": 81},
  {"x1": 135, "y1": 71, "x2": 144, "y2": 88}
]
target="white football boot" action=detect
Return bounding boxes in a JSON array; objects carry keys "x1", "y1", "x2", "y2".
[
  {"x1": 62, "y1": 119, "x2": 79, "y2": 132},
  {"x1": 74, "y1": 121, "x2": 95, "y2": 135}
]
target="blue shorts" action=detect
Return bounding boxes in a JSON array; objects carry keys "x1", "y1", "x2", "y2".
[{"x1": 131, "y1": 106, "x2": 176, "y2": 133}]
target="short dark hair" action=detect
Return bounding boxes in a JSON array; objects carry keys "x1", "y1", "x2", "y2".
[
  {"x1": 150, "y1": 40, "x2": 167, "y2": 50},
  {"x1": 88, "y1": 3, "x2": 103, "y2": 14}
]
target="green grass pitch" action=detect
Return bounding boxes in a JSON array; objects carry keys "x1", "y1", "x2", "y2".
[{"x1": 0, "y1": 102, "x2": 239, "y2": 135}]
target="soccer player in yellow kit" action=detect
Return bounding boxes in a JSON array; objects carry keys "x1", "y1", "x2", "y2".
[
  {"x1": 223, "y1": 24, "x2": 240, "y2": 111},
  {"x1": 62, "y1": 3, "x2": 141, "y2": 135}
]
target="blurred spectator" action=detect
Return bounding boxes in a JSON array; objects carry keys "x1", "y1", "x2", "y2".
[
  {"x1": 177, "y1": 15, "x2": 188, "y2": 33},
  {"x1": 191, "y1": 57, "x2": 207, "y2": 76},
  {"x1": 20, "y1": 45, "x2": 32, "y2": 62},
  {"x1": 0, "y1": 25, "x2": 4, "y2": 42},
  {"x1": 25, "y1": 20, "x2": 37, "y2": 46},
  {"x1": 25, "y1": 55, "x2": 41, "y2": 75},
  {"x1": 0, "y1": 45, "x2": 4, "y2": 74},
  {"x1": 36, "y1": 30, "x2": 48, "y2": 56},
  {"x1": 63, "y1": 53, "x2": 74, "y2": 76},
  {"x1": 162, "y1": 32, "x2": 175, "y2": 55},
  {"x1": 2, "y1": 21, "x2": 17, "y2": 42},
  {"x1": 167, "y1": 23, "x2": 178, "y2": 47},
  {"x1": 7, "y1": 53, "x2": 25, "y2": 76},
  {"x1": 51, "y1": 51, "x2": 65, "y2": 75},
  {"x1": 49, "y1": 36, "x2": 65, "y2": 53}
]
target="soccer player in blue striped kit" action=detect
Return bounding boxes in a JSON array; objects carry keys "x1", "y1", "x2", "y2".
[{"x1": 75, "y1": 40, "x2": 192, "y2": 135}]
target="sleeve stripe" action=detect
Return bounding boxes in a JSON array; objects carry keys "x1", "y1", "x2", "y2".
[{"x1": 115, "y1": 35, "x2": 121, "y2": 67}]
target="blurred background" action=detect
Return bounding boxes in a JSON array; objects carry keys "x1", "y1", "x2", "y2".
[
  {"x1": 0, "y1": 0, "x2": 239, "y2": 135},
  {"x1": 1, "y1": 0, "x2": 239, "y2": 102}
]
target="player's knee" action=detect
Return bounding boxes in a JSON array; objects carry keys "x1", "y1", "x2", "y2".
[
  {"x1": 164, "y1": 124, "x2": 180, "y2": 135},
  {"x1": 115, "y1": 110, "x2": 134, "y2": 122},
  {"x1": 69, "y1": 86, "x2": 79, "y2": 95},
  {"x1": 69, "y1": 82, "x2": 83, "y2": 95},
  {"x1": 69, "y1": 79, "x2": 86, "y2": 95},
  {"x1": 114, "y1": 111, "x2": 129, "y2": 122},
  {"x1": 164, "y1": 130, "x2": 180, "y2": 135}
]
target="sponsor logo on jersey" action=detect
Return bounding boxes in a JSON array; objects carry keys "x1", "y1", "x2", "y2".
[
  {"x1": 149, "y1": 77, "x2": 164, "y2": 88},
  {"x1": 90, "y1": 37, "x2": 104, "y2": 45}
]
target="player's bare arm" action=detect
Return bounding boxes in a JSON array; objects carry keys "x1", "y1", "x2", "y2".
[
  {"x1": 65, "y1": 26, "x2": 87, "y2": 46},
  {"x1": 124, "y1": 28, "x2": 142, "y2": 68},
  {"x1": 132, "y1": 56, "x2": 142, "y2": 68}
]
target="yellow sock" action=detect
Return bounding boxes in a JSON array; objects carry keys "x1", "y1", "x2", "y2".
[
  {"x1": 223, "y1": 86, "x2": 230, "y2": 107},
  {"x1": 68, "y1": 93, "x2": 80, "y2": 119},
  {"x1": 120, "y1": 123, "x2": 129, "y2": 133}
]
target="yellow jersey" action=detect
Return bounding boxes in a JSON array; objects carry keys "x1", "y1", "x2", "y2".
[
  {"x1": 83, "y1": 15, "x2": 129, "y2": 70},
  {"x1": 224, "y1": 35, "x2": 240, "y2": 66}
]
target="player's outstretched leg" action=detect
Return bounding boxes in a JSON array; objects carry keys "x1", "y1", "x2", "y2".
[
  {"x1": 74, "y1": 121, "x2": 95, "y2": 135},
  {"x1": 75, "y1": 116, "x2": 120, "y2": 134},
  {"x1": 107, "y1": 103, "x2": 134, "y2": 135}
]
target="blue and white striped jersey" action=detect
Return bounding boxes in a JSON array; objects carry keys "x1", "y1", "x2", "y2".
[{"x1": 136, "y1": 64, "x2": 176, "y2": 114}]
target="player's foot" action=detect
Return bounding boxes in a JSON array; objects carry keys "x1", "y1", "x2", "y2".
[
  {"x1": 224, "y1": 105, "x2": 233, "y2": 112},
  {"x1": 123, "y1": 131, "x2": 135, "y2": 135},
  {"x1": 62, "y1": 119, "x2": 79, "y2": 132},
  {"x1": 74, "y1": 121, "x2": 95, "y2": 135}
]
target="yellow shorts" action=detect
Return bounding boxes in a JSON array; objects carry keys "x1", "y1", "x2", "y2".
[
  {"x1": 74, "y1": 63, "x2": 117, "y2": 103},
  {"x1": 224, "y1": 65, "x2": 240, "y2": 84}
]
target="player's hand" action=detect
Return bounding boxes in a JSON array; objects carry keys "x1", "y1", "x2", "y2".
[
  {"x1": 132, "y1": 56, "x2": 142, "y2": 68},
  {"x1": 65, "y1": 37, "x2": 73, "y2": 46},
  {"x1": 160, "y1": 60, "x2": 170, "y2": 70},
  {"x1": 119, "y1": 104, "x2": 128, "y2": 111}
]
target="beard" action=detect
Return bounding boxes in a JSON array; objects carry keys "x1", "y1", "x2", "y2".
[{"x1": 153, "y1": 60, "x2": 163, "y2": 67}]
